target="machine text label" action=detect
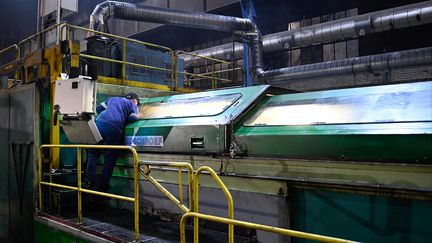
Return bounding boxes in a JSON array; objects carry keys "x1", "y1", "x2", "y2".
[{"x1": 126, "y1": 136, "x2": 164, "y2": 147}]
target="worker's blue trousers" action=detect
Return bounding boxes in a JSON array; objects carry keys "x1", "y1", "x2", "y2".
[{"x1": 86, "y1": 121, "x2": 123, "y2": 192}]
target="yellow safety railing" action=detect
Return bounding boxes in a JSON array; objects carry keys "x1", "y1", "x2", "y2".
[
  {"x1": 38, "y1": 144, "x2": 140, "y2": 242},
  {"x1": 0, "y1": 44, "x2": 18, "y2": 60},
  {"x1": 2, "y1": 21, "x2": 239, "y2": 92},
  {"x1": 180, "y1": 212, "x2": 359, "y2": 243},
  {"x1": 61, "y1": 24, "x2": 177, "y2": 89},
  {"x1": 36, "y1": 146, "x2": 358, "y2": 243},
  {"x1": 180, "y1": 165, "x2": 357, "y2": 243},
  {"x1": 19, "y1": 22, "x2": 67, "y2": 54},
  {"x1": 0, "y1": 44, "x2": 19, "y2": 81},
  {"x1": 176, "y1": 50, "x2": 243, "y2": 90},
  {"x1": 193, "y1": 166, "x2": 234, "y2": 243},
  {"x1": 139, "y1": 161, "x2": 194, "y2": 213},
  {"x1": 0, "y1": 22, "x2": 66, "y2": 82}
]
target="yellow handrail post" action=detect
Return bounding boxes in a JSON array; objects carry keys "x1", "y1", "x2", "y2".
[
  {"x1": 15, "y1": 47, "x2": 20, "y2": 81},
  {"x1": 132, "y1": 148, "x2": 140, "y2": 242},
  {"x1": 171, "y1": 51, "x2": 176, "y2": 91},
  {"x1": 38, "y1": 146, "x2": 43, "y2": 211},
  {"x1": 77, "y1": 147, "x2": 82, "y2": 224},
  {"x1": 188, "y1": 167, "x2": 194, "y2": 211},
  {"x1": 178, "y1": 169, "x2": 183, "y2": 204},
  {"x1": 193, "y1": 178, "x2": 199, "y2": 243},
  {"x1": 122, "y1": 39, "x2": 127, "y2": 85},
  {"x1": 193, "y1": 166, "x2": 234, "y2": 243},
  {"x1": 180, "y1": 214, "x2": 187, "y2": 243},
  {"x1": 175, "y1": 53, "x2": 180, "y2": 88},
  {"x1": 211, "y1": 61, "x2": 216, "y2": 90},
  {"x1": 60, "y1": 24, "x2": 70, "y2": 42}
]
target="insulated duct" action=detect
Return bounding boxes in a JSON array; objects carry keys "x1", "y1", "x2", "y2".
[
  {"x1": 184, "y1": 1, "x2": 432, "y2": 65},
  {"x1": 89, "y1": 1, "x2": 264, "y2": 77},
  {"x1": 265, "y1": 47, "x2": 432, "y2": 83}
]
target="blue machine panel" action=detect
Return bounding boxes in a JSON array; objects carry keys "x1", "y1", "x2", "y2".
[{"x1": 125, "y1": 42, "x2": 184, "y2": 87}]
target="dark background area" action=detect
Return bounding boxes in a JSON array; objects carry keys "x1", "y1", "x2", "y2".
[{"x1": 0, "y1": 0, "x2": 38, "y2": 49}]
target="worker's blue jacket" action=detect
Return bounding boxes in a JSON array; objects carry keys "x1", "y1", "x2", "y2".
[
  {"x1": 86, "y1": 97, "x2": 139, "y2": 191},
  {"x1": 95, "y1": 97, "x2": 139, "y2": 131}
]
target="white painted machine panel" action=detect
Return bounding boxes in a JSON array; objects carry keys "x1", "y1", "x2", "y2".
[{"x1": 54, "y1": 78, "x2": 95, "y2": 115}]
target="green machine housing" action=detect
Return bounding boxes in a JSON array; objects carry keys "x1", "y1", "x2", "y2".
[
  {"x1": 124, "y1": 85, "x2": 276, "y2": 154},
  {"x1": 124, "y1": 81, "x2": 432, "y2": 163},
  {"x1": 234, "y1": 81, "x2": 432, "y2": 163}
]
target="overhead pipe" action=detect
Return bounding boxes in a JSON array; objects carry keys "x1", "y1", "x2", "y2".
[
  {"x1": 184, "y1": 1, "x2": 432, "y2": 66},
  {"x1": 89, "y1": 1, "x2": 264, "y2": 78},
  {"x1": 264, "y1": 47, "x2": 432, "y2": 83}
]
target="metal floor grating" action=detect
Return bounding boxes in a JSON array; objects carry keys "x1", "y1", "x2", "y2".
[{"x1": 46, "y1": 205, "x2": 253, "y2": 243}]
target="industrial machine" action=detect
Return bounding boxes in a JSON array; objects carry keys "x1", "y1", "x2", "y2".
[
  {"x1": 233, "y1": 81, "x2": 432, "y2": 162},
  {"x1": 124, "y1": 85, "x2": 274, "y2": 154},
  {"x1": 1, "y1": 36, "x2": 431, "y2": 242},
  {"x1": 123, "y1": 81, "x2": 431, "y2": 162},
  {"x1": 100, "y1": 81, "x2": 432, "y2": 242}
]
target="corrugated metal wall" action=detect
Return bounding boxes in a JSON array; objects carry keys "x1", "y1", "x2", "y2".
[{"x1": 0, "y1": 85, "x2": 36, "y2": 242}]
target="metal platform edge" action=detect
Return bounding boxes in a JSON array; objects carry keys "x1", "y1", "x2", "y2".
[{"x1": 35, "y1": 213, "x2": 114, "y2": 243}]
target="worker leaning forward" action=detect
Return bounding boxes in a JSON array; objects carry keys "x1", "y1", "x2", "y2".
[{"x1": 84, "y1": 93, "x2": 142, "y2": 192}]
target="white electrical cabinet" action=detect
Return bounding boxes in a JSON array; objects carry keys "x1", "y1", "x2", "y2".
[
  {"x1": 54, "y1": 77, "x2": 102, "y2": 144},
  {"x1": 54, "y1": 77, "x2": 96, "y2": 115}
]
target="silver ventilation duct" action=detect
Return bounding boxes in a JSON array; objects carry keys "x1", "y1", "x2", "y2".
[
  {"x1": 89, "y1": 1, "x2": 264, "y2": 78},
  {"x1": 184, "y1": 1, "x2": 432, "y2": 64},
  {"x1": 265, "y1": 47, "x2": 432, "y2": 83}
]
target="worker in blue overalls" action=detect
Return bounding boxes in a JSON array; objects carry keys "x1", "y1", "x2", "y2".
[{"x1": 85, "y1": 93, "x2": 141, "y2": 192}]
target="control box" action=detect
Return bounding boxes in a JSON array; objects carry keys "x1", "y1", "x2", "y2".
[
  {"x1": 54, "y1": 77, "x2": 102, "y2": 144},
  {"x1": 54, "y1": 77, "x2": 96, "y2": 115}
]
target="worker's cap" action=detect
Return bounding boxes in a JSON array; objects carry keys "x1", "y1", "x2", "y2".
[{"x1": 125, "y1": 93, "x2": 140, "y2": 106}]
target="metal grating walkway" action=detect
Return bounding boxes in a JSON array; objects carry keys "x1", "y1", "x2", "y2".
[{"x1": 44, "y1": 205, "x2": 253, "y2": 243}]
